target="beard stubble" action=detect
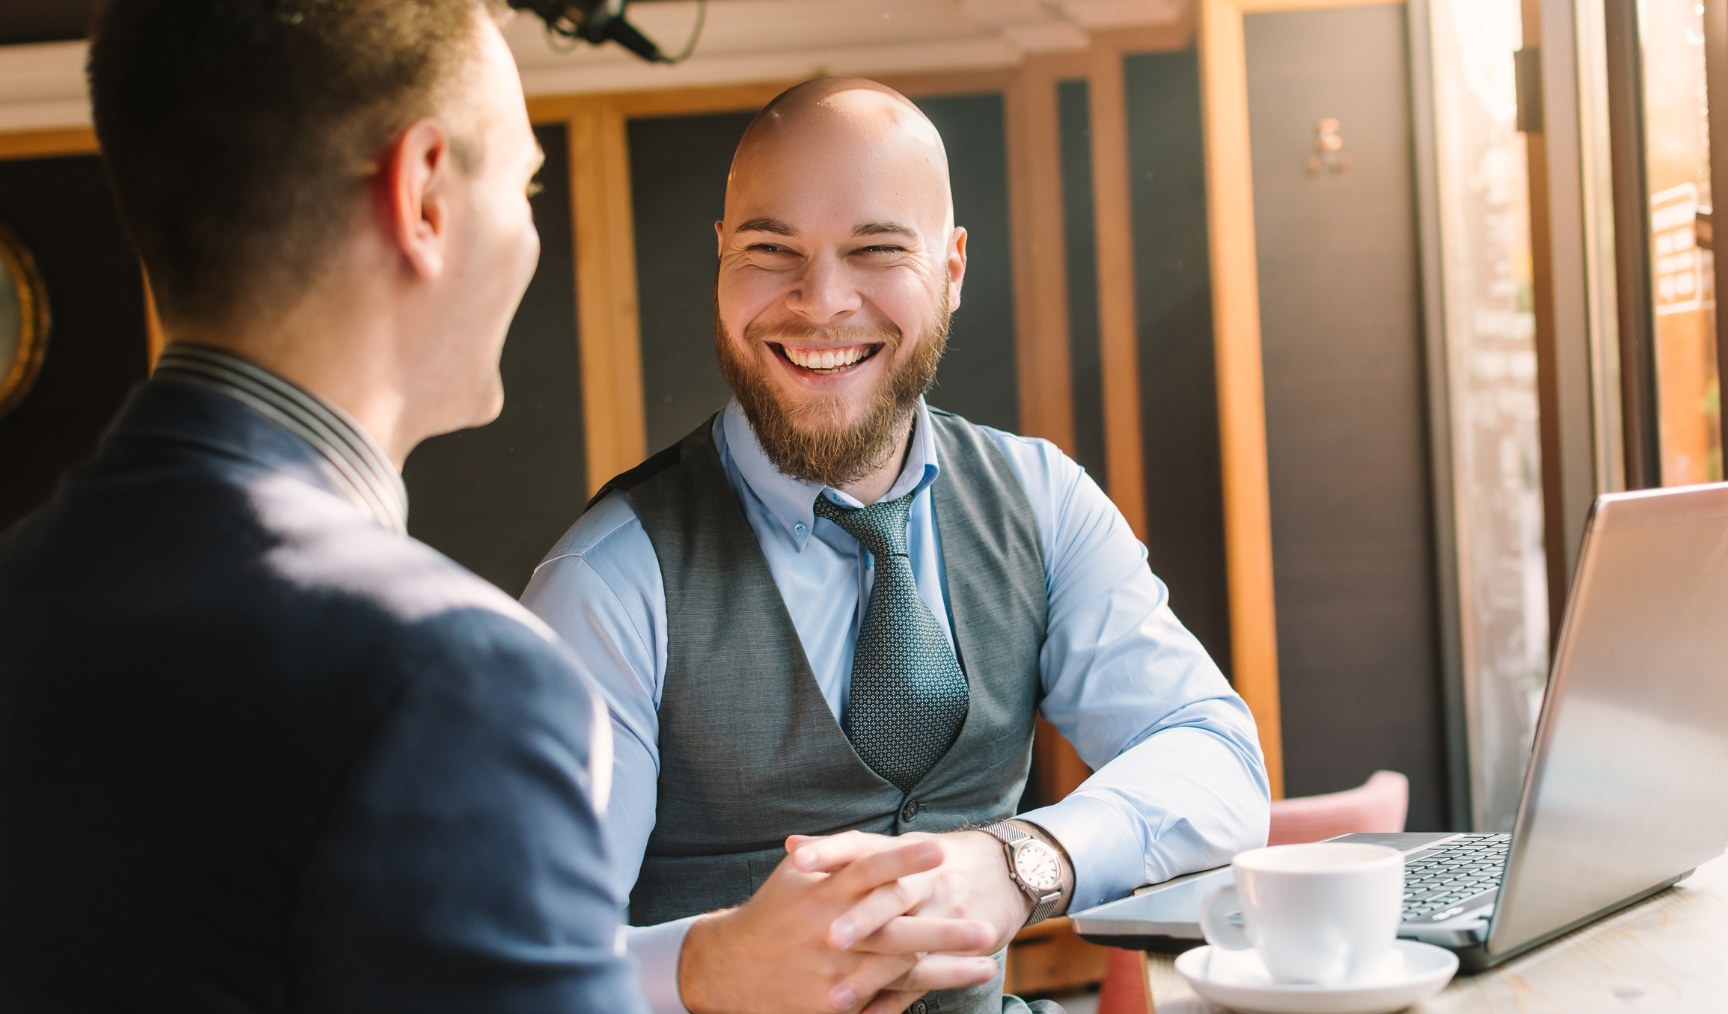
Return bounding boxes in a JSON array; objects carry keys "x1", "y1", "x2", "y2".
[{"x1": 715, "y1": 296, "x2": 949, "y2": 489}]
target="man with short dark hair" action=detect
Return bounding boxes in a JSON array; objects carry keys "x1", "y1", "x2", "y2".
[{"x1": 0, "y1": 2, "x2": 657, "y2": 1010}]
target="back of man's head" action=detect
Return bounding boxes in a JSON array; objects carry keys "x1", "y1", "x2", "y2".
[{"x1": 89, "y1": 0, "x2": 496, "y2": 329}]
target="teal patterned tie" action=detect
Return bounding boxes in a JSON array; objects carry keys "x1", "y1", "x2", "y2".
[{"x1": 814, "y1": 491, "x2": 970, "y2": 792}]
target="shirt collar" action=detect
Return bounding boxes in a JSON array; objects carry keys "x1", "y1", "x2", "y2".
[
  {"x1": 152, "y1": 344, "x2": 409, "y2": 535},
  {"x1": 720, "y1": 398, "x2": 942, "y2": 549}
]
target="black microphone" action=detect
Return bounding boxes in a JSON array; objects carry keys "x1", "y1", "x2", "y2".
[
  {"x1": 596, "y1": 15, "x2": 667, "y2": 62},
  {"x1": 507, "y1": 0, "x2": 693, "y2": 64}
]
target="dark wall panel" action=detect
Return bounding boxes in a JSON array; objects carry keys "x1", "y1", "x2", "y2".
[
  {"x1": 0, "y1": 154, "x2": 149, "y2": 533},
  {"x1": 1245, "y1": 4, "x2": 1448, "y2": 828},
  {"x1": 629, "y1": 111, "x2": 753, "y2": 453},
  {"x1": 1124, "y1": 51, "x2": 1234, "y2": 678},
  {"x1": 1058, "y1": 79, "x2": 1108, "y2": 486},
  {"x1": 404, "y1": 123, "x2": 585, "y2": 597},
  {"x1": 628, "y1": 93, "x2": 1019, "y2": 455},
  {"x1": 917, "y1": 93, "x2": 1018, "y2": 433}
]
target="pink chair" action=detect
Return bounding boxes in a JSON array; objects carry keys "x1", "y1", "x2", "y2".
[
  {"x1": 1267, "y1": 769, "x2": 1409, "y2": 845},
  {"x1": 1095, "y1": 946, "x2": 1148, "y2": 1014},
  {"x1": 1092, "y1": 770, "x2": 1411, "y2": 1014}
]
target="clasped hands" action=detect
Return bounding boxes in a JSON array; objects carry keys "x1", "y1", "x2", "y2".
[{"x1": 677, "y1": 828, "x2": 1041, "y2": 1014}]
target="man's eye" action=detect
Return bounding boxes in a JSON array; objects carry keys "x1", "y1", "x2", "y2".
[
  {"x1": 750, "y1": 244, "x2": 790, "y2": 254},
  {"x1": 855, "y1": 245, "x2": 903, "y2": 255}
]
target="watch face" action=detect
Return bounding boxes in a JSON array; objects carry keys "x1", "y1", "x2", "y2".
[{"x1": 1014, "y1": 841, "x2": 1062, "y2": 892}]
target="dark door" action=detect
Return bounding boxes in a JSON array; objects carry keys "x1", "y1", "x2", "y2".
[{"x1": 1246, "y1": 3, "x2": 1448, "y2": 828}]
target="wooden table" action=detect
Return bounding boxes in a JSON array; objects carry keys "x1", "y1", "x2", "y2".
[{"x1": 1142, "y1": 850, "x2": 1728, "y2": 1013}]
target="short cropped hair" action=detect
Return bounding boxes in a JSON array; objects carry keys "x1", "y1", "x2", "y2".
[{"x1": 89, "y1": 0, "x2": 499, "y2": 327}]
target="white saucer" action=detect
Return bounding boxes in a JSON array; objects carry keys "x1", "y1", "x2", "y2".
[{"x1": 1173, "y1": 939, "x2": 1459, "y2": 1014}]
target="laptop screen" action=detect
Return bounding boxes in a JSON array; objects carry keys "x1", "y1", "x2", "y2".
[{"x1": 1488, "y1": 482, "x2": 1728, "y2": 956}]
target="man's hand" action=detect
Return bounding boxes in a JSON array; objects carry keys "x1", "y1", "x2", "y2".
[
  {"x1": 677, "y1": 834, "x2": 997, "y2": 1014},
  {"x1": 787, "y1": 823, "x2": 1077, "y2": 1014}
]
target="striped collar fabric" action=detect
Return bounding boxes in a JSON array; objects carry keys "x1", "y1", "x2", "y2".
[{"x1": 153, "y1": 344, "x2": 409, "y2": 535}]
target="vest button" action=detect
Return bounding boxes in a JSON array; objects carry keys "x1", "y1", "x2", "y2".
[
  {"x1": 910, "y1": 1001, "x2": 928, "y2": 1014},
  {"x1": 901, "y1": 798, "x2": 919, "y2": 821}
]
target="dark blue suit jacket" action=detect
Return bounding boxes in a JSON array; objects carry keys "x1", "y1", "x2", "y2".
[{"x1": 0, "y1": 379, "x2": 647, "y2": 1013}]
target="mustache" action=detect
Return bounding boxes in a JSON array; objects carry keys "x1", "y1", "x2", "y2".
[
  {"x1": 744, "y1": 319, "x2": 902, "y2": 348},
  {"x1": 716, "y1": 299, "x2": 947, "y2": 489}
]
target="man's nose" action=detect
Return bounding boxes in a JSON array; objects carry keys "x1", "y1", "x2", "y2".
[{"x1": 786, "y1": 252, "x2": 862, "y2": 322}]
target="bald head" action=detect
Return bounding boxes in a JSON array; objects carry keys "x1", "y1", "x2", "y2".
[
  {"x1": 725, "y1": 77, "x2": 954, "y2": 239},
  {"x1": 711, "y1": 76, "x2": 968, "y2": 496}
]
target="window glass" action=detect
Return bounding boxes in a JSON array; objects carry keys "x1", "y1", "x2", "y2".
[
  {"x1": 1429, "y1": 0, "x2": 1551, "y2": 830},
  {"x1": 1642, "y1": 0, "x2": 1723, "y2": 482}
]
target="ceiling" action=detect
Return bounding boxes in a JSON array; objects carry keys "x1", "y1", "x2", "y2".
[
  {"x1": 0, "y1": 0, "x2": 722, "y2": 48},
  {"x1": 0, "y1": 0, "x2": 98, "y2": 47},
  {"x1": 2, "y1": 0, "x2": 1184, "y2": 132}
]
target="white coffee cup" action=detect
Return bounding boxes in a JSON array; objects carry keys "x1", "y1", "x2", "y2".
[{"x1": 1199, "y1": 842, "x2": 1404, "y2": 986}]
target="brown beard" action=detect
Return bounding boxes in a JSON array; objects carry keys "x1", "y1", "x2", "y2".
[{"x1": 715, "y1": 299, "x2": 949, "y2": 489}]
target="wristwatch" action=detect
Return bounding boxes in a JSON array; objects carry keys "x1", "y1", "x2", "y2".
[{"x1": 982, "y1": 822, "x2": 1064, "y2": 925}]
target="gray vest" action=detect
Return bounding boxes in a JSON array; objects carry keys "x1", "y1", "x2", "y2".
[{"x1": 604, "y1": 409, "x2": 1048, "y2": 1012}]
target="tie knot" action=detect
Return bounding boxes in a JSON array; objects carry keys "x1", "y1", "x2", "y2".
[{"x1": 814, "y1": 491, "x2": 914, "y2": 558}]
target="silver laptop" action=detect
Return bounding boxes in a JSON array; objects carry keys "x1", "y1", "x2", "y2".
[{"x1": 1070, "y1": 481, "x2": 1728, "y2": 971}]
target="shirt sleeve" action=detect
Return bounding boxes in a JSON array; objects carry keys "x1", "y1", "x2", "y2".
[
  {"x1": 988, "y1": 432, "x2": 1272, "y2": 911},
  {"x1": 292, "y1": 608, "x2": 649, "y2": 1014},
  {"x1": 520, "y1": 495, "x2": 693, "y2": 1014}
]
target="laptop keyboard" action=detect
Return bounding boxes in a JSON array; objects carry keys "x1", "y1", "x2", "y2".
[{"x1": 1402, "y1": 833, "x2": 1510, "y2": 922}]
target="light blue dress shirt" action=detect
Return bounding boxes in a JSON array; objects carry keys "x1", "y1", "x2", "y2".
[{"x1": 522, "y1": 399, "x2": 1270, "y2": 1012}]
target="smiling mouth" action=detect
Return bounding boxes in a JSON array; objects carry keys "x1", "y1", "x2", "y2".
[{"x1": 772, "y1": 343, "x2": 882, "y2": 374}]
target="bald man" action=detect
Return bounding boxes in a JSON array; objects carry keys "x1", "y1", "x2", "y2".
[{"x1": 524, "y1": 79, "x2": 1271, "y2": 1014}]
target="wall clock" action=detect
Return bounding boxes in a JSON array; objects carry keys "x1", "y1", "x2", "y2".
[{"x1": 0, "y1": 222, "x2": 49, "y2": 420}]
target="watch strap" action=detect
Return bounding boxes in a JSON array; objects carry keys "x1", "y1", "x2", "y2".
[
  {"x1": 981, "y1": 822, "x2": 1063, "y2": 925},
  {"x1": 1027, "y1": 891, "x2": 1061, "y2": 925}
]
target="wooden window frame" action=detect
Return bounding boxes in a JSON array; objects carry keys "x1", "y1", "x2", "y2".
[{"x1": 0, "y1": 127, "x2": 96, "y2": 162}]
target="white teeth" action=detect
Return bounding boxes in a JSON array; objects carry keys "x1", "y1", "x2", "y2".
[{"x1": 783, "y1": 345, "x2": 872, "y2": 371}]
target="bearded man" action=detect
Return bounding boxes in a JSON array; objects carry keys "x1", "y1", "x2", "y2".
[{"x1": 523, "y1": 78, "x2": 1271, "y2": 1014}]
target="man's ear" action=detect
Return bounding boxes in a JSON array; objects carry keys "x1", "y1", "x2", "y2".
[
  {"x1": 715, "y1": 220, "x2": 725, "y2": 259},
  {"x1": 379, "y1": 118, "x2": 457, "y2": 280},
  {"x1": 946, "y1": 226, "x2": 969, "y2": 312}
]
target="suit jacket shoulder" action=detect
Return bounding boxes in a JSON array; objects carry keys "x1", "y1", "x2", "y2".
[{"x1": 0, "y1": 381, "x2": 644, "y2": 1014}]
